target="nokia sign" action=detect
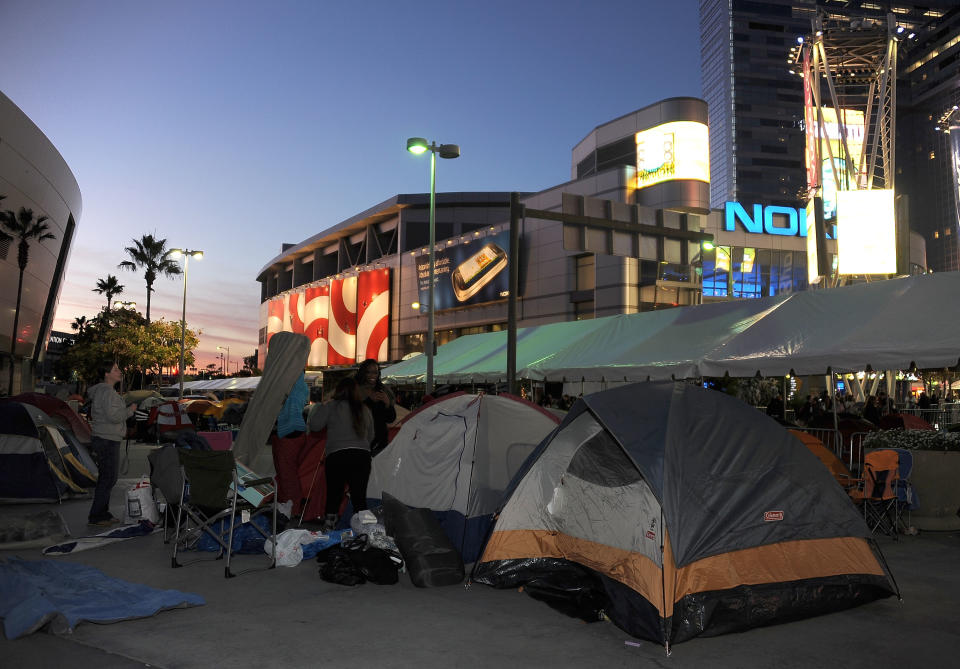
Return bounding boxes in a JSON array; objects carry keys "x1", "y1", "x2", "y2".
[{"x1": 724, "y1": 202, "x2": 808, "y2": 237}]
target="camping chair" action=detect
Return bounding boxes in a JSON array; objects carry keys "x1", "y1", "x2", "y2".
[
  {"x1": 891, "y1": 448, "x2": 918, "y2": 534},
  {"x1": 850, "y1": 449, "x2": 901, "y2": 539},
  {"x1": 147, "y1": 445, "x2": 184, "y2": 543},
  {"x1": 171, "y1": 449, "x2": 278, "y2": 577}
]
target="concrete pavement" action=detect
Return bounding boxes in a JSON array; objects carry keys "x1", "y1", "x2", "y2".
[{"x1": 1, "y1": 441, "x2": 958, "y2": 668}]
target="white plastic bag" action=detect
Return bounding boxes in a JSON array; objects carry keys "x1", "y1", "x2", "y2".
[
  {"x1": 265, "y1": 529, "x2": 326, "y2": 567},
  {"x1": 124, "y1": 477, "x2": 160, "y2": 524},
  {"x1": 350, "y1": 509, "x2": 385, "y2": 537}
]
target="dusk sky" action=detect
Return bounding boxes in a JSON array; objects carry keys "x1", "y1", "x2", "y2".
[{"x1": 0, "y1": 0, "x2": 701, "y2": 371}]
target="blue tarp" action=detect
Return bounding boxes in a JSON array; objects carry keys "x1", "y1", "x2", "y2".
[{"x1": 0, "y1": 557, "x2": 205, "y2": 639}]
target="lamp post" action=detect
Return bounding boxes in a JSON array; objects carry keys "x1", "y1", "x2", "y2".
[
  {"x1": 218, "y1": 352, "x2": 225, "y2": 376},
  {"x1": 167, "y1": 248, "x2": 203, "y2": 400},
  {"x1": 112, "y1": 300, "x2": 137, "y2": 310},
  {"x1": 406, "y1": 137, "x2": 460, "y2": 395},
  {"x1": 217, "y1": 345, "x2": 230, "y2": 378}
]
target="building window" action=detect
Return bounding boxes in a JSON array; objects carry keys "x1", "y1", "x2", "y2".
[{"x1": 575, "y1": 254, "x2": 595, "y2": 291}]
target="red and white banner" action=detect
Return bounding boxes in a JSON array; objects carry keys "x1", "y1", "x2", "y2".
[
  {"x1": 304, "y1": 284, "x2": 330, "y2": 367},
  {"x1": 356, "y1": 268, "x2": 391, "y2": 362},
  {"x1": 266, "y1": 299, "x2": 285, "y2": 346},
  {"x1": 264, "y1": 269, "x2": 390, "y2": 366},
  {"x1": 327, "y1": 276, "x2": 357, "y2": 366}
]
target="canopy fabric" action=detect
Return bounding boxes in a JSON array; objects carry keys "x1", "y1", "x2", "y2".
[
  {"x1": 380, "y1": 318, "x2": 610, "y2": 384},
  {"x1": 382, "y1": 272, "x2": 960, "y2": 384}
]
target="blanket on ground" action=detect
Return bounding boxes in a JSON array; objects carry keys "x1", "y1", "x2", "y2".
[
  {"x1": 0, "y1": 557, "x2": 204, "y2": 639},
  {"x1": 42, "y1": 520, "x2": 156, "y2": 555}
]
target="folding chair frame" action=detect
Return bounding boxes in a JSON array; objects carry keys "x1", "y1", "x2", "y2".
[
  {"x1": 859, "y1": 450, "x2": 902, "y2": 541},
  {"x1": 170, "y1": 450, "x2": 278, "y2": 578}
]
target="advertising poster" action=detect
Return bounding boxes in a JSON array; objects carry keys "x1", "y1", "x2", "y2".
[
  {"x1": 417, "y1": 230, "x2": 510, "y2": 312},
  {"x1": 303, "y1": 284, "x2": 329, "y2": 367},
  {"x1": 803, "y1": 49, "x2": 819, "y2": 191},
  {"x1": 812, "y1": 108, "x2": 865, "y2": 221},
  {"x1": 634, "y1": 121, "x2": 709, "y2": 190},
  {"x1": 327, "y1": 276, "x2": 357, "y2": 366},
  {"x1": 951, "y1": 125, "x2": 960, "y2": 231},
  {"x1": 356, "y1": 268, "x2": 391, "y2": 363}
]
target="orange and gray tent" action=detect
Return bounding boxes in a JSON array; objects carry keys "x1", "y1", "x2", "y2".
[{"x1": 472, "y1": 382, "x2": 897, "y2": 648}]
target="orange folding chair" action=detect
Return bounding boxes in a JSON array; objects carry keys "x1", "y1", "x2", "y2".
[{"x1": 849, "y1": 449, "x2": 900, "y2": 539}]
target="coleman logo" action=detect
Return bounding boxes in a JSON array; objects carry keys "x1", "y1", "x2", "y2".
[
  {"x1": 764, "y1": 511, "x2": 784, "y2": 522},
  {"x1": 645, "y1": 530, "x2": 656, "y2": 540}
]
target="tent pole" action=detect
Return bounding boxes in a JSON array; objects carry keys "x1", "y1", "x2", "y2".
[{"x1": 829, "y1": 369, "x2": 841, "y2": 459}]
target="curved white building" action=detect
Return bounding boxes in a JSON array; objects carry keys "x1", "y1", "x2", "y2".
[{"x1": 0, "y1": 91, "x2": 81, "y2": 394}]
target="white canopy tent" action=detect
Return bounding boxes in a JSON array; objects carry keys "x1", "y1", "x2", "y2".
[{"x1": 381, "y1": 272, "x2": 960, "y2": 385}]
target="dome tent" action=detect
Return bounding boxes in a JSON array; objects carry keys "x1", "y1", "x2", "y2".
[
  {"x1": 472, "y1": 381, "x2": 897, "y2": 649},
  {"x1": 367, "y1": 392, "x2": 560, "y2": 562}
]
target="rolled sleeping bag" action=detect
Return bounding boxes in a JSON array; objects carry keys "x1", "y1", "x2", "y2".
[{"x1": 382, "y1": 493, "x2": 464, "y2": 587}]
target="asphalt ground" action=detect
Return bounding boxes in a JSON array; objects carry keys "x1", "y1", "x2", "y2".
[{"x1": 1, "y1": 441, "x2": 958, "y2": 668}]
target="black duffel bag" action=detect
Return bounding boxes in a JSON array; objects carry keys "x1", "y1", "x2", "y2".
[{"x1": 317, "y1": 534, "x2": 402, "y2": 586}]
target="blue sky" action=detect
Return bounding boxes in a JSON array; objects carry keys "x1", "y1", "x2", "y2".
[{"x1": 0, "y1": 0, "x2": 701, "y2": 369}]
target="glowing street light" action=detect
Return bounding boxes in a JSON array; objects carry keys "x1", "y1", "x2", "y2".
[
  {"x1": 112, "y1": 300, "x2": 137, "y2": 309},
  {"x1": 406, "y1": 137, "x2": 460, "y2": 395},
  {"x1": 167, "y1": 248, "x2": 203, "y2": 400}
]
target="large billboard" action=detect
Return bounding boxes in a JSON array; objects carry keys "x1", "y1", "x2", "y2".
[
  {"x1": 951, "y1": 125, "x2": 960, "y2": 232},
  {"x1": 805, "y1": 107, "x2": 865, "y2": 221},
  {"x1": 836, "y1": 189, "x2": 896, "y2": 275},
  {"x1": 416, "y1": 230, "x2": 510, "y2": 312},
  {"x1": 264, "y1": 268, "x2": 391, "y2": 366},
  {"x1": 634, "y1": 121, "x2": 709, "y2": 190}
]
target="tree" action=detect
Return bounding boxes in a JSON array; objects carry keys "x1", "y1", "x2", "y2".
[
  {"x1": 60, "y1": 310, "x2": 198, "y2": 388},
  {"x1": 71, "y1": 315, "x2": 88, "y2": 336},
  {"x1": 118, "y1": 234, "x2": 181, "y2": 324},
  {"x1": 93, "y1": 274, "x2": 125, "y2": 313},
  {"x1": 1, "y1": 206, "x2": 56, "y2": 395}
]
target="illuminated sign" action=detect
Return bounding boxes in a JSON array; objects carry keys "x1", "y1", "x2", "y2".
[
  {"x1": 837, "y1": 189, "x2": 896, "y2": 275},
  {"x1": 417, "y1": 230, "x2": 511, "y2": 311},
  {"x1": 635, "y1": 121, "x2": 709, "y2": 189},
  {"x1": 804, "y1": 107, "x2": 866, "y2": 219},
  {"x1": 724, "y1": 202, "x2": 808, "y2": 237}
]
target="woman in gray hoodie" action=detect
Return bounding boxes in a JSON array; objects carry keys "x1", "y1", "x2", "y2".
[
  {"x1": 87, "y1": 360, "x2": 137, "y2": 526},
  {"x1": 308, "y1": 376, "x2": 373, "y2": 530}
]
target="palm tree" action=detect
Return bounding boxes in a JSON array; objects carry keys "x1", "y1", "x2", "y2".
[
  {"x1": 118, "y1": 234, "x2": 181, "y2": 324},
  {"x1": 71, "y1": 315, "x2": 88, "y2": 336},
  {"x1": 1, "y1": 206, "x2": 56, "y2": 395},
  {"x1": 93, "y1": 274, "x2": 125, "y2": 313}
]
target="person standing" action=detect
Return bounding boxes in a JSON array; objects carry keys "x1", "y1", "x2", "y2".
[
  {"x1": 308, "y1": 377, "x2": 373, "y2": 531},
  {"x1": 355, "y1": 359, "x2": 396, "y2": 456},
  {"x1": 87, "y1": 360, "x2": 136, "y2": 527},
  {"x1": 272, "y1": 372, "x2": 309, "y2": 516}
]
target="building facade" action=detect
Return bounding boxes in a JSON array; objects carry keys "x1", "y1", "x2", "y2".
[
  {"x1": 258, "y1": 98, "x2": 839, "y2": 371},
  {"x1": 898, "y1": 6, "x2": 960, "y2": 272},
  {"x1": 0, "y1": 92, "x2": 81, "y2": 395}
]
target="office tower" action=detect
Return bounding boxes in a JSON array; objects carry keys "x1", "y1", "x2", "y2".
[{"x1": 699, "y1": 0, "x2": 950, "y2": 211}]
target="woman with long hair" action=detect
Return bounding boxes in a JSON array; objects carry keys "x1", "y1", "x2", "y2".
[
  {"x1": 355, "y1": 358, "x2": 396, "y2": 456},
  {"x1": 308, "y1": 376, "x2": 373, "y2": 530}
]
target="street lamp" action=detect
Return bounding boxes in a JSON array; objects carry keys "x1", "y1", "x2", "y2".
[
  {"x1": 406, "y1": 137, "x2": 460, "y2": 395},
  {"x1": 218, "y1": 352, "x2": 225, "y2": 376},
  {"x1": 217, "y1": 345, "x2": 230, "y2": 377},
  {"x1": 113, "y1": 300, "x2": 137, "y2": 310},
  {"x1": 167, "y1": 248, "x2": 204, "y2": 400}
]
